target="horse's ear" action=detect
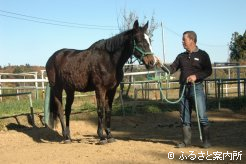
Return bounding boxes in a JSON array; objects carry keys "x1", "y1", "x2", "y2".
[
  {"x1": 143, "y1": 21, "x2": 149, "y2": 32},
  {"x1": 133, "y1": 20, "x2": 139, "y2": 30}
]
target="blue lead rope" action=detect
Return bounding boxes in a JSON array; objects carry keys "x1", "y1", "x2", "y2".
[{"x1": 159, "y1": 64, "x2": 203, "y2": 141}]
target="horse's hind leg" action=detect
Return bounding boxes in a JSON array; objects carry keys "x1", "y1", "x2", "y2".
[
  {"x1": 64, "y1": 90, "x2": 75, "y2": 142},
  {"x1": 53, "y1": 87, "x2": 67, "y2": 140}
]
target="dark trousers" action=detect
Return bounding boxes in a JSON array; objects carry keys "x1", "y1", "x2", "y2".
[{"x1": 179, "y1": 83, "x2": 209, "y2": 126}]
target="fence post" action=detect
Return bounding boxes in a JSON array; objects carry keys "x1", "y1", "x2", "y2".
[
  {"x1": 244, "y1": 79, "x2": 246, "y2": 96},
  {"x1": 221, "y1": 80, "x2": 224, "y2": 99},
  {"x1": 34, "y1": 72, "x2": 39, "y2": 100},
  {"x1": 159, "y1": 81, "x2": 163, "y2": 100},
  {"x1": 237, "y1": 66, "x2": 241, "y2": 97},
  {"x1": 119, "y1": 83, "x2": 125, "y2": 116},
  {"x1": 0, "y1": 76, "x2": 2, "y2": 102},
  {"x1": 28, "y1": 93, "x2": 35, "y2": 126},
  {"x1": 41, "y1": 70, "x2": 46, "y2": 99},
  {"x1": 133, "y1": 88, "x2": 138, "y2": 113},
  {"x1": 16, "y1": 89, "x2": 20, "y2": 100},
  {"x1": 217, "y1": 79, "x2": 221, "y2": 110}
]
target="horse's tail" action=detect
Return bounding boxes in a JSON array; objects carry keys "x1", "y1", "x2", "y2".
[
  {"x1": 44, "y1": 84, "x2": 59, "y2": 129},
  {"x1": 45, "y1": 53, "x2": 60, "y2": 128},
  {"x1": 49, "y1": 85, "x2": 59, "y2": 129}
]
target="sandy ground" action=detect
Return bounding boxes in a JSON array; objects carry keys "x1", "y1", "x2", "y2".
[{"x1": 0, "y1": 108, "x2": 245, "y2": 164}]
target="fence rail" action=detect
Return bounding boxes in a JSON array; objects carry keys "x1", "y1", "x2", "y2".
[
  {"x1": 1, "y1": 64, "x2": 245, "y2": 120},
  {"x1": 1, "y1": 65, "x2": 246, "y2": 103}
]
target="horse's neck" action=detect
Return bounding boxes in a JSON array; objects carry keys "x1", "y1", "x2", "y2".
[{"x1": 114, "y1": 43, "x2": 133, "y2": 70}]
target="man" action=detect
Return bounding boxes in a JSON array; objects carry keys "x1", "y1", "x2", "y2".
[{"x1": 161, "y1": 31, "x2": 212, "y2": 148}]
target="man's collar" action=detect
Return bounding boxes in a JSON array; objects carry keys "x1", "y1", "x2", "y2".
[{"x1": 187, "y1": 46, "x2": 199, "y2": 53}]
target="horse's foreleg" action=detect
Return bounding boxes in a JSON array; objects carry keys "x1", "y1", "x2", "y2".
[
  {"x1": 64, "y1": 90, "x2": 74, "y2": 142},
  {"x1": 105, "y1": 110, "x2": 115, "y2": 142},
  {"x1": 97, "y1": 108, "x2": 105, "y2": 143},
  {"x1": 95, "y1": 89, "x2": 107, "y2": 144},
  {"x1": 105, "y1": 88, "x2": 116, "y2": 143}
]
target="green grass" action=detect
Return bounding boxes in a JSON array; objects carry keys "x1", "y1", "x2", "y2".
[
  {"x1": 111, "y1": 96, "x2": 179, "y2": 116},
  {"x1": 207, "y1": 96, "x2": 246, "y2": 112},
  {"x1": 0, "y1": 95, "x2": 245, "y2": 119},
  {"x1": 0, "y1": 97, "x2": 98, "y2": 118},
  {"x1": 112, "y1": 94, "x2": 246, "y2": 115},
  {"x1": 0, "y1": 99, "x2": 43, "y2": 117}
]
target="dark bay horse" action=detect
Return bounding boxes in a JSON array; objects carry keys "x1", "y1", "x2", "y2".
[{"x1": 45, "y1": 20, "x2": 157, "y2": 144}]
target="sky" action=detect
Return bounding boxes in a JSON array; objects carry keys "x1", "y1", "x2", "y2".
[{"x1": 0, "y1": 0, "x2": 245, "y2": 67}]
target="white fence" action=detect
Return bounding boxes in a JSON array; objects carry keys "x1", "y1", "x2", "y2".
[
  {"x1": 0, "y1": 71, "x2": 47, "y2": 101},
  {"x1": 1, "y1": 65, "x2": 246, "y2": 101}
]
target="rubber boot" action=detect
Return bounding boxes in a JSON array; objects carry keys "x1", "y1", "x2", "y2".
[
  {"x1": 176, "y1": 126, "x2": 192, "y2": 148},
  {"x1": 201, "y1": 125, "x2": 211, "y2": 148}
]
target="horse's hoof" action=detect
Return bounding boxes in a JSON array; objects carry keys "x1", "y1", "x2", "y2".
[
  {"x1": 98, "y1": 139, "x2": 108, "y2": 145},
  {"x1": 107, "y1": 138, "x2": 116, "y2": 143},
  {"x1": 63, "y1": 139, "x2": 72, "y2": 144}
]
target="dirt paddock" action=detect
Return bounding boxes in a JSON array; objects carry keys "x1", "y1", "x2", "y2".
[{"x1": 0, "y1": 108, "x2": 245, "y2": 163}]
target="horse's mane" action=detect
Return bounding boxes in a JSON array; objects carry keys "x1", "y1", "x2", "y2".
[{"x1": 89, "y1": 30, "x2": 132, "y2": 53}]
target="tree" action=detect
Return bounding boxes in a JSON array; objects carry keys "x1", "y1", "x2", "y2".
[
  {"x1": 117, "y1": 9, "x2": 159, "y2": 68},
  {"x1": 13, "y1": 66, "x2": 23, "y2": 74},
  {"x1": 117, "y1": 9, "x2": 159, "y2": 40},
  {"x1": 13, "y1": 65, "x2": 34, "y2": 74},
  {"x1": 117, "y1": 9, "x2": 159, "y2": 90},
  {"x1": 229, "y1": 30, "x2": 246, "y2": 63}
]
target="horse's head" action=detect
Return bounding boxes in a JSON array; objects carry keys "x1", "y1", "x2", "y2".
[{"x1": 132, "y1": 20, "x2": 157, "y2": 69}]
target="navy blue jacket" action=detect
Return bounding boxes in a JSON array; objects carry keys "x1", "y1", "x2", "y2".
[{"x1": 164, "y1": 49, "x2": 212, "y2": 84}]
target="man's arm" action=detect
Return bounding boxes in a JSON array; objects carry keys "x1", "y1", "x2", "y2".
[
  {"x1": 160, "y1": 55, "x2": 180, "y2": 74},
  {"x1": 195, "y1": 52, "x2": 212, "y2": 80}
]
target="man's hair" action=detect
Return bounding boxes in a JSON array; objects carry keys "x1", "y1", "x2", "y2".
[{"x1": 183, "y1": 31, "x2": 197, "y2": 43}]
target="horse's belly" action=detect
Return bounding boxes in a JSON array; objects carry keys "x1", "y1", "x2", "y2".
[
  {"x1": 61, "y1": 71, "x2": 93, "y2": 91},
  {"x1": 61, "y1": 66, "x2": 119, "y2": 92},
  {"x1": 76, "y1": 82, "x2": 95, "y2": 92}
]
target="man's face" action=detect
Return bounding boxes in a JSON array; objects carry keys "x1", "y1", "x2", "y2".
[{"x1": 182, "y1": 34, "x2": 193, "y2": 51}]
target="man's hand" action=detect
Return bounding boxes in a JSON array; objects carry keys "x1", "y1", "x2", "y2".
[{"x1": 187, "y1": 75, "x2": 197, "y2": 83}]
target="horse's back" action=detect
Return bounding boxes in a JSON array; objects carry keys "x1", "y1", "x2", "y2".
[
  {"x1": 46, "y1": 45, "x2": 121, "y2": 92},
  {"x1": 46, "y1": 49, "x2": 84, "y2": 84},
  {"x1": 46, "y1": 48, "x2": 101, "y2": 91}
]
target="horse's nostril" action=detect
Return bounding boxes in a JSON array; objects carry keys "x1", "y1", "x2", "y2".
[{"x1": 150, "y1": 60, "x2": 154, "y2": 66}]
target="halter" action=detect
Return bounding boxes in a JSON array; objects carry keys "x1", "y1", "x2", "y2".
[{"x1": 132, "y1": 40, "x2": 153, "y2": 62}]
